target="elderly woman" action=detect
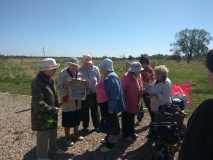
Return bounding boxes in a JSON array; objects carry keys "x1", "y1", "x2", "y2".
[
  {"x1": 57, "y1": 57, "x2": 84, "y2": 146},
  {"x1": 31, "y1": 58, "x2": 64, "y2": 160},
  {"x1": 96, "y1": 58, "x2": 126, "y2": 152},
  {"x1": 147, "y1": 65, "x2": 172, "y2": 121},
  {"x1": 178, "y1": 49, "x2": 213, "y2": 160},
  {"x1": 139, "y1": 54, "x2": 155, "y2": 123},
  {"x1": 121, "y1": 62, "x2": 143, "y2": 142},
  {"x1": 78, "y1": 55, "x2": 100, "y2": 132}
]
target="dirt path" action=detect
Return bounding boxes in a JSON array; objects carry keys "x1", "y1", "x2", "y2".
[{"x1": 0, "y1": 93, "x2": 182, "y2": 160}]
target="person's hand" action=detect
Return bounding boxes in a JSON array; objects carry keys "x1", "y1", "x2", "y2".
[
  {"x1": 63, "y1": 95, "x2": 71, "y2": 102},
  {"x1": 138, "y1": 102, "x2": 142, "y2": 110},
  {"x1": 83, "y1": 81, "x2": 90, "y2": 89},
  {"x1": 142, "y1": 88, "x2": 146, "y2": 94},
  {"x1": 54, "y1": 107, "x2": 60, "y2": 114},
  {"x1": 147, "y1": 73, "x2": 152, "y2": 79}
]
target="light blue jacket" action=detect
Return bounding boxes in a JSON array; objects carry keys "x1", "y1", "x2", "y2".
[{"x1": 104, "y1": 71, "x2": 126, "y2": 116}]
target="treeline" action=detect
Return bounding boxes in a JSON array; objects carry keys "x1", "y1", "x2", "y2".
[{"x1": 0, "y1": 53, "x2": 206, "y2": 62}]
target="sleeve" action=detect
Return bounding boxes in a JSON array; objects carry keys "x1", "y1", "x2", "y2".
[
  {"x1": 104, "y1": 76, "x2": 120, "y2": 112},
  {"x1": 121, "y1": 74, "x2": 127, "y2": 97},
  {"x1": 96, "y1": 67, "x2": 101, "y2": 82},
  {"x1": 157, "y1": 80, "x2": 172, "y2": 101},
  {"x1": 57, "y1": 71, "x2": 68, "y2": 95},
  {"x1": 147, "y1": 81, "x2": 155, "y2": 93},
  {"x1": 31, "y1": 81, "x2": 55, "y2": 113},
  {"x1": 138, "y1": 75, "x2": 144, "y2": 95},
  {"x1": 149, "y1": 68, "x2": 155, "y2": 81}
]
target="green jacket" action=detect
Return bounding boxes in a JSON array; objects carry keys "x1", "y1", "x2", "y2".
[{"x1": 31, "y1": 71, "x2": 59, "y2": 131}]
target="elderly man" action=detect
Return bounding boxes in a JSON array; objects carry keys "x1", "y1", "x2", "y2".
[
  {"x1": 78, "y1": 55, "x2": 101, "y2": 132},
  {"x1": 31, "y1": 58, "x2": 64, "y2": 160}
]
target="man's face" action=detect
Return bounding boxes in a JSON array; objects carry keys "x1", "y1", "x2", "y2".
[{"x1": 83, "y1": 63, "x2": 91, "y2": 69}]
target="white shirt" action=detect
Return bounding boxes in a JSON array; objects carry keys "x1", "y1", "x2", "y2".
[{"x1": 148, "y1": 78, "x2": 172, "y2": 111}]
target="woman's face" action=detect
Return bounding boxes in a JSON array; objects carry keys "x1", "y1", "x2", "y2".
[
  {"x1": 141, "y1": 62, "x2": 148, "y2": 69},
  {"x1": 43, "y1": 68, "x2": 57, "y2": 77},
  {"x1": 208, "y1": 71, "x2": 213, "y2": 87},
  {"x1": 69, "y1": 64, "x2": 78, "y2": 72},
  {"x1": 133, "y1": 72, "x2": 140, "y2": 76},
  {"x1": 101, "y1": 68, "x2": 109, "y2": 76},
  {"x1": 155, "y1": 73, "x2": 163, "y2": 82}
]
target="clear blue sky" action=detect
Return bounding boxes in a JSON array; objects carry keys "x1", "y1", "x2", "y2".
[{"x1": 1, "y1": 0, "x2": 213, "y2": 58}]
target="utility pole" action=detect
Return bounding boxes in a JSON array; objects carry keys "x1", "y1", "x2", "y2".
[{"x1": 43, "y1": 47, "x2": 46, "y2": 57}]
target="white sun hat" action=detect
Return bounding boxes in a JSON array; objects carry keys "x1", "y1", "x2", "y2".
[
  {"x1": 129, "y1": 62, "x2": 144, "y2": 72},
  {"x1": 41, "y1": 58, "x2": 60, "y2": 71},
  {"x1": 81, "y1": 55, "x2": 93, "y2": 64},
  {"x1": 98, "y1": 58, "x2": 114, "y2": 71}
]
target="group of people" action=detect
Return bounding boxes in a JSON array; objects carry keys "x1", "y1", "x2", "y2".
[
  {"x1": 31, "y1": 53, "x2": 173, "y2": 160},
  {"x1": 31, "y1": 49, "x2": 213, "y2": 160}
]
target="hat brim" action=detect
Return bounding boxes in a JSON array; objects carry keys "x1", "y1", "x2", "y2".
[
  {"x1": 67, "y1": 62, "x2": 79, "y2": 66},
  {"x1": 129, "y1": 68, "x2": 144, "y2": 72},
  {"x1": 41, "y1": 64, "x2": 60, "y2": 71},
  {"x1": 98, "y1": 64, "x2": 114, "y2": 71},
  {"x1": 81, "y1": 59, "x2": 93, "y2": 64}
]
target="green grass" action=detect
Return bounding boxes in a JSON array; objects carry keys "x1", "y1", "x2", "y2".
[{"x1": 0, "y1": 57, "x2": 212, "y2": 114}]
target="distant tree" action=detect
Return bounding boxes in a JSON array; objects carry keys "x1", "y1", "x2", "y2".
[
  {"x1": 128, "y1": 55, "x2": 133, "y2": 60},
  {"x1": 111, "y1": 57, "x2": 117, "y2": 60},
  {"x1": 151, "y1": 54, "x2": 165, "y2": 60},
  {"x1": 103, "y1": 55, "x2": 107, "y2": 59},
  {"x1": 166, "y1": 55, "x2": 181, "y2": 62},
  {"x1": 170, "y1": 29, "x2": 213, "y2": 63}
]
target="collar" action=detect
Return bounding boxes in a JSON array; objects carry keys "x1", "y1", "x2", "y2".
[
  {"x1": 38, "y1": 71, "x2": 53, "y2": 84},
  {"x1": 79, "y1": 64, "x2": 95, "y2": 72}
]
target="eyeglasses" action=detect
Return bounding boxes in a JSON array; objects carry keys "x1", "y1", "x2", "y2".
[{"x1": 53, "y1": 68, "x2": 57, "y2": 72}]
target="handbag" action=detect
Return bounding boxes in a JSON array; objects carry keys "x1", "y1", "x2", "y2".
[
  {"x1": 147, "y1": 122, "x2": 180, "y2": 144},
  {"x1": 99, "y1": 115, "x2": 120, "y2": 135}
]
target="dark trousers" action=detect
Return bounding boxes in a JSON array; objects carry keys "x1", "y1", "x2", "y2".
[
  {"x1": 99, "y1": 101, "x2": 114, "y2": 149},
  {"x1": 122, "y1": 111, "x2": 135, "y2": 138},
  {"x1": 81, "y1": 93, "x2": 100, "y2": 129},
  {"x1": 142, "y1": 92, "x2": 154, "y2": 121}
]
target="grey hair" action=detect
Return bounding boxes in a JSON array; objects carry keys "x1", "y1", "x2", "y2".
[{"x1": 154, "y1": 65, "x2": 169, "y2": 78}]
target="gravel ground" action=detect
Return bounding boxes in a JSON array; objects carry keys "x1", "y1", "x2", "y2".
[{"x1": 0, "y1": 93, "x2": 183, "y2": 160}]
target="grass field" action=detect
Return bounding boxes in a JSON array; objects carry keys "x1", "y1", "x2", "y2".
[{"x1": 0, "y1": 57, "x2": 212, "y2": 114}]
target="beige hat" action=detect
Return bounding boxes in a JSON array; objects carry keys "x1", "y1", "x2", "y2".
[
  {"x1": 41, "y1": 58, "x2": 60, "y2": 71},
  {"x1": 81, "y1": 55, "x2": 93, "y2": 64},
  {"x1": 129, "y1": 62, "x2": 143, "y2": 72},
  {"x1": 67, "y1": 57, "x2": 79, "y2": 66},
  {"x1": 98, "y1": 58, "x2": 114, "y2": 71}
]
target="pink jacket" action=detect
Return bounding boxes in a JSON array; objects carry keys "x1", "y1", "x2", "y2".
[
  {"x1": 95, "y1": 78, "x2": 108, "y2": 103},
  {"x1": 121, "y1": 72, "x2": 143, "y2": 115}
]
